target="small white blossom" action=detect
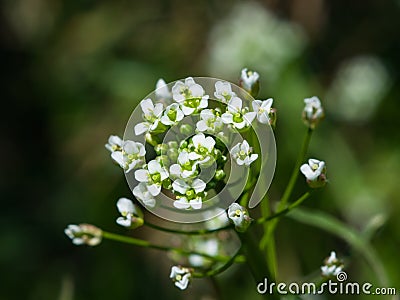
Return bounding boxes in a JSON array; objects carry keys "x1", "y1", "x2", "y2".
[
  {"x1": 170, "y1": 266, "x2": 192, "y2": 290},
  {"x1": 111, "y1": 140, "x2": 146, "y2": 173},
  {"x1": 188, "y1": 239, "x2": 219, "y2": 267},
  {"x1": 169, "y1": 150, "x2": 198, "y2": 179},
  {"x1": 214, "y1": 81, "x2": 236, "y2": 103},
  {"x1": 116, "y1": 198, "x2": 143, "y2": 228},
  {"x1": 172, "y1": 178, "x2": 206, "y2": 210},
  {"x1": 227, "y1": 203, "x2": 252, "y2": 232},
  {"x1": 252, "y1": 98, "x2": 273, "y2": 124},
  {"x1": 64, "y1": 224, "x2": 102, "y2": 246},
  {"x1": 134, "y1": 160, "x2": 169, "y2": 196},
  {"x1": 160, "y1": 103, "x2": 184, "y2": 125},
  {"x1": 221, "y1": 97, "x2": 256, "y2": 129},
  {"x1": 134, "y1": 98, "x2": 164, "y2": 135},
  {"x1": 172, "y1": 77, "x2": 209, "y2": 115},
  {"x1": 132, "y1": 182, "x2": 156, "y2": 208},
  {"x1": 230, "y1": 140, "x2": 258, "y2": 166},
  {"x1": 302, "y1": 96, "x2": 324, "y2": 129},
  {"x1": 321, "y1": 251, "x2": 344, "y2": 277},
  {"x1": 190, "y1": 133, "x2": 215, "y2": 163},
  {"x1": 155, "y1": 78, "x2": 171, "y2": 100},
  {"x1": 300, "y1": 158, "x2": 327, "y2": 188},
  {"x1": 105, "y1": 135, "x2": 123, "y2": 152},
  {"x1": 240, "y1": 68, "x2": 259, "y2": 96},
  {"x1": 196, "y1": 109, "x2": 223, "y2": 133}
]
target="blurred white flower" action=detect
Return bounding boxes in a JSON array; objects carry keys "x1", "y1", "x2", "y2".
[
  {"x1": 240, "y1": 68, "x2": 259, "y2": 96},
  {"x1": 134, "y1": 98, "x2": 164, "y2": 135},
  {"x1": 132, "y1": 182, "x2": 156, "y2": 208},
  {"x1": 252, "y1": 98, "x2": 274, "y2": 124},
  {"x1": 64, "y1": 224, "x2": 102, "y2": 246},
  {"x1": 172, "y1": 77, "x2": 209, "y2": 115},
  {"x1": 105, "y1": 135, "x2": 123, "y2": 152},
  {"x1": 321, "y1": 251, "x2": 344, "y2": 277},
  {"x1": 160, "y1": 103, "x2": 184, "y2": 125},
  {"x1": 155, "y1": 78, "x2": 171, "y2": 100},
  {"x1": 302, "y1": 96, "x2": 324, "y2": 129},
  {"x1": 300, "y1": 158, "x2": 327, "y2": 188},
  {"x1": 170, "y1": 266, "x2": 192, "y2": 290},
  {"x1": 196, "y1": 109, "x2": 223, "y2": 133},
  {"x1": 230, "y1": 140, "x2": 258, "y2": 166},
  {"x1": 188, "y1": 239, "x2": 219, "y2": 267},
  {"x1": 221, "y1": 96, "x2": 256, "y2": 129},
  {"x1": 116, "y1": 198, "x2": 143, "y2": 229},
  {"x1": 227, "y1": 203, "x2": 252, "y2": 232},
  {"x1": 214, "y1": 81, "x2": 236, "y2": 103},
  {"x1": 134, "y1": 160, "x2": 169, "y2": 196}
]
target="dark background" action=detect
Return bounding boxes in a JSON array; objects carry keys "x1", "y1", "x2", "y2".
[{"x1": 1, "y1": 0, "x2": 399, "y2": 299}]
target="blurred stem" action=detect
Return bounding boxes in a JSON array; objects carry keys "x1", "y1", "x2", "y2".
[
  {"x1": 102, "y1": 231, "x2": 240, "y2": 263},
  {"x1": 192, "y1": 251, "x2": 243, "y2": 278},
  {"x1": 143, "y1": 221, "x2": 232, "y2": 235},
  {"x1": 260, "y1": 195, "x2": 277, "y2": 278}
]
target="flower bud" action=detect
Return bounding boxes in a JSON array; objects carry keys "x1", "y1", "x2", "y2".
[
  {"x1": 227, "y1": 203, "x2": 252, "y2": 232},
  {"x1": 167, "y1": 141, "x2": 179, "y2": 149},
  {"x1": 155, "y1": 143, "x2": 169, "y2": 155},
  {"x1": 145, "y1": 133, "x2": 160, "y2": 146},
  {"x1": 239, "y1": 68, "x2": 260, "y2": 97},
  {"x1": 156, "y1": 154, "x2": 170, "y2": 167},
  {"x1": 180, "y1": 124, "x2": 194, "y2": 135},
  {"x1": 215, "y1": 169, "x2": 226, "y2": 181},
  {"x1": 302, "y1": 96, "x2": 324, "y2": 129},
  {"x1": 167, "y1": 148, "x2": 179, "y2": 161}
]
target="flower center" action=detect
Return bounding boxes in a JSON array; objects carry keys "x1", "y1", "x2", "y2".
[
  {"x1": 233, "y1": 113, "x2": 243, "y2": 123},
  {"x1": 151, "y1": 173, "x2": 161, "y2": 183},
  {"x1": 235, "y1": 209, "x2": 242, "y2": 217},
  {"x1": 184, "y1": 98, "x2": 201, "y2": 108},
  {"x1": 167, "y1": 109, "x2": 177, "y2": 120},
  {"x1": 176, "y1": 275, "x2": 182, "y2": 281},
  {"x1": 312, "y1": 163, "x2": 319, "y2": 171}
]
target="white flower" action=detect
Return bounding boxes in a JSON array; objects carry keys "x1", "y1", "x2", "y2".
[
  {"x1": 160, "y1": 103, "x2": 184, "y2": 125},
  {"x1": 230, "y1": 140, "x2": 258, "y2": 166},
  {"x1": 214, "y1": 81, "x2": 236, "y2": 103},
  {"x1": 196, "y1": 109, "x2": 223, "y2": 133},
  {"x1": 133, "y1": 182, "x2": 156, "y2": 208},
  {"x1": 240, "y1": 68, "x2": 259, "y2": 95},
  {"x1": 116, "y1": 198, "x2": 143, "y2": 228},
  {"x1": 221, "y1": 96, "x2": 256, "y2": 129},
  {"x1": 302, "y1": 96, "x2": 324, "y2": 129},
  {"x1": 227, "y1": 203, "x2": 252, "y2": 232},
  {"x1": 300, "y1": 158, "x2": 327, "y2": 188},
  {"x1": 111, "y1": 140, "x2": 146, "y2": 173},
  {"x1": 172, "y1": 77, "x2": 209, "y2": 115},
  {"x1": 252, "y1": 98, "x2": 273, "y2": 124},
  {"x1": 321, "y1": 251, "x2": 344, "y2": 277},
  {"x1": 134, "y1": 160, "x2": 169, "y2": 196},
  {"x1": 170, "y1": 266, "x2": 192, "y2": 290},
  {"x1": 188, "y1": 239, "x2": 219, "y2": 267},
  {"x1": 64, "y1": 224, "x2": 102, "y2": 246},
  {"x1": 172, "y1": 178, "x2": 206, "y2": 210},
  {"x1": 190, "y1": 133, "x2": 215, "y2": 161},
  {"x1": 105, "y1": 135, "x2": 123, "y2": 152},
  {"x1": 134, "y1": 98, "x2": 164, "y2": 135},
  {"x1": 155, "y1": 78, "x2": 171, "y2": 99},
  {"x1": 169, "y1": 150, "x2": 198, "y2": 179}
]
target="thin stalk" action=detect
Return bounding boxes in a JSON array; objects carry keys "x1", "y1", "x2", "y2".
[
  {"x1": 143, "y1": 221, "x2": 232, "y2": 235},
  {"x1": 102, "y1": 231, "x2": 239, "y2": 263},
  {"x1": 192, "y1": 251, "x2": 241, "y2": 278}
]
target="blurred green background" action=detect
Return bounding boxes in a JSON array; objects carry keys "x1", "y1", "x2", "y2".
[{"x1": 1, "y1": 0, "x2": 399, "y2": 299}]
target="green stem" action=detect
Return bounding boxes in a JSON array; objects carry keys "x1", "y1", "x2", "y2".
[
  {"x1": 256, "y1": 191, "x2": 312, "y2": 225},
  {"x1": 192, "y1": 251, "x2": 242, "y2": 278},
  {"x1": 143, "y1": 221, "x2": 232, "y2": 235},
  {"x1": 278, "y1": 127, "x2": 313, "y2": 210},
  {"x1": 102, "y1": 231, "x2": 238, "y2": 263},
  {"x1": 260, "y1": 195, "x2": 277, "y2": 278}
]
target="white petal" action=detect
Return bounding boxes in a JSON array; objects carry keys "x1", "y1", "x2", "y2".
[
  {"x1": 123, "y1": 140, "x2": 138, "y2": 154},
  {"x1": 184, "y1": 77, "x2": 195, "y2": 86},
  {"x1": 188, "y1": 152, "x2": 202, "y2": 160},
  {"x1": 241, "y1": 140, "x2": 250, "y2": 152},
  {"x1": 134, "y1": 122, "x2": 149, "y2": 135},
  {"x1": 137, "y1": 143, "x2": 146, "y2": 156},
  {"x1": 153, "y1": 103, "x2": 164, "y2": 117},
  {"x1": 252, "y1": 100, "x2": 262, "y2": 111},
  {"x1": 249, "y1": 153, "x2": 258, "y2": 164},
  {"x1": 262, "y1": 98, "x2": 273, "y2": 110},
  {"x1": 147, "y1": 184, "x2": 161, "y2": 196},
  {"x1": 300, "y1": 164, "x2": 316, "y2": 180},
  {"x1": 111, "y1": 151, "x2": 125, "y2": 168},
  {"x1": 178, "y1": 151, "x2": 189, "y2": 165},
  {"x1": 181, "y1": 105, "x2": 195, "y2": 115},
  {"x1": 221, "y1": 113, "x2": 233, "y2": 124},
  {"x1": 190, "y1": 198, "x2": 202, "y2": 210},
  {"x1": 257, "y1": 111, "x2": 269, "y2": 124},
  {"x1": 116, "y1": 198, "x2": 135, "y2": 214},
  {"x1": 196, "y1": 120, "x2": 208, "y2": 132},
  {"x1": 160, "y1": 115, "x2": 173, "y2": 125},
  {"x1": 190, "y1": 84, "x2": 204, "y2": 97},
  {"x1": 192, "y1": 133, "x2": 205, "y2": 149},
  {"x1": 170, "y1": 164, "x2": 182, "y2": 176},
  {"x1": 176, "y1": 108, "x2": 184, "y2": 122},
  {"x1": 142, "y1": 197, "x2": 156, "y2": 208},
  {"x1": 192, "y1": 179, "x2": 206, "y2": 193},
  {"x1": 203, "y1": 136, "x2": 215, "y2": 152},
  {"x1": 228, "y1": 97, "x2": 242, "y2": 112},
  {"x1": 199, "y1": 97, "x2": 208, "y2": 108},
  {"x1": 236, "y1": 158, "x2": 244, "y2": 165},
  {"x1": 116, "y1": 217, "x2": 131, "y2": 227},
  {"x1": 174, "y1": 198, "x2": 191, "y2": 210},
  {"x1": 135, "y1": 169, "x2": 149, "y2": 182},
  {"x1": 140, "y1": 98, "x2": 154, "y2": 115},
  {"x1": 244, "y1": 112, "x2": 256, "y2": 124},
  {"x1": 172, "y1": 179, "x2": 189, "y2": 194},
  {"x1": 148, "y1": 160, "x2": 162, "y2": 174}
]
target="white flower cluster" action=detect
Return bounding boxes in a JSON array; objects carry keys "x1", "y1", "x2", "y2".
[
  {"x1": 321, "y1": 251, "x2": 344, "y2": 277},
  {"x1": 107, "y1": 76, "x2": 275, "y2": 211}
]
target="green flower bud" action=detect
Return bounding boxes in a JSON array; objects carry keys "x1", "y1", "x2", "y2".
[{"x1": 180, "y1": 124, "x2": 194, "y2": 135}]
